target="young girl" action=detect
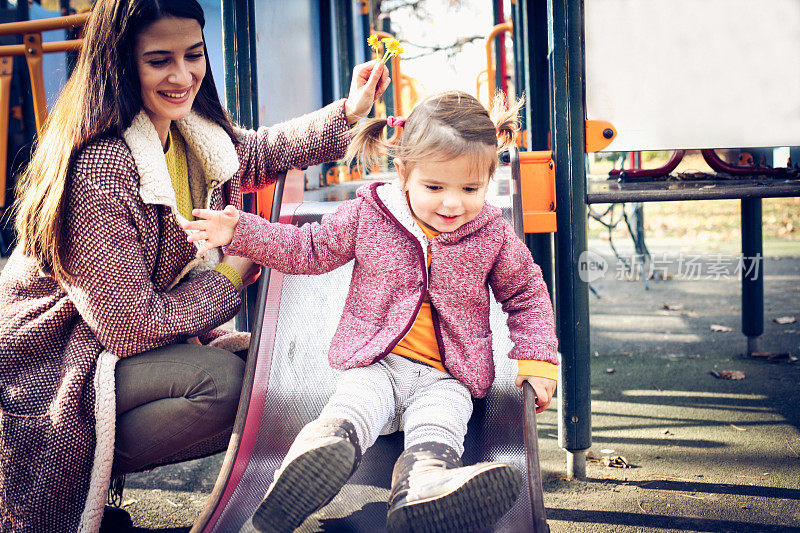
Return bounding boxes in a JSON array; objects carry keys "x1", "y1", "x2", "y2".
[{"x1": 185, "y1": 90, "x2": 558, "y2": 533}]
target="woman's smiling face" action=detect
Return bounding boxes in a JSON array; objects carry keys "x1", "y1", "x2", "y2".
[{"x1": 135, "y1": 16, "x2": 206, "y2": 141}]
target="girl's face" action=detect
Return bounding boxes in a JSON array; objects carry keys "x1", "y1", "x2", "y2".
[
  {"x1": 135, "y1": 16, "x2": 206, "y2": 141},
  {"x1": 396, "y1": 155, "x2": 489, "y2": 233}
]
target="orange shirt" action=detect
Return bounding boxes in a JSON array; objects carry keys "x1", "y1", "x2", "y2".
[
  {"x1": 392, "y1": 221, "x2": 445, "y2": 371},
  {"x1": 391, "y1": 216, "x2": 558, "y2": 382}
]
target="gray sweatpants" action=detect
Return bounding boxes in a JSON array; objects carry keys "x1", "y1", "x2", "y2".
[{"x1": 317, "y1": 354, "x2": 473, "y2": 456}]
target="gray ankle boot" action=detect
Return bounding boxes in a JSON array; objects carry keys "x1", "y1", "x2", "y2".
[
  {"x1": 386, "y1": 442, "x2": 522, "y2": 533},
  {"x1": 252, "y1": 418, "x2": 361, "y2": 533}
]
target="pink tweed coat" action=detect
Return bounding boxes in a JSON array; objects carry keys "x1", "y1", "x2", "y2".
[
  {"x1": 0, "y1": 101, "x2": 349, "y2": 532},
  {"x1": 225, "y1": 180, "x2": 559, "y2": 398}
]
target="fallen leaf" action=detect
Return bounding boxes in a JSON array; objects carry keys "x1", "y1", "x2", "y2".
[
  {"x1": 773, "y1": 316, "x2": 797, "y2": 325},
  {"x1": 662, "y1": 303, "x2": 684, "y2": 311},
  {"x1": 165, "y1": 499, "x2": 179, "y2": 507},
  {"x1": 788, "y1": 441, "x2": 800, "y2": 458},
  {"x1": 751, "y1": 352, "x2": 796, "y2": 364},
  {"x1": 606, "y1": 368, "x2": 616, "y2": 374},
  {"x1": 710, "y1": 324, "x2": 734, "y2": 332},
  {"x1": 662, "y1": 429, "x2": 673, "y2": 435},
  {"x1": 711, "y1": 370, "x2": 745, "y2": 380},
  {"x1": 681, "y1": 310, "x2": 700, "y2": 318},
  {"x1": 601, "y1": 455, "x2": 632, "y2": 468},
  {"x1": 122, "y1": 499, "x2": 138, "y2": 507},
  {"x1": 729, "y1": 424, "x2": 747, "y2": 431},
  {"x1": 601, "y1": 448, "x2": 615, "y2": 454}
]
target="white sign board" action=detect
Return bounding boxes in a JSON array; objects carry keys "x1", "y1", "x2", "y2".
[{"x1": 584, "y1": 0, "x2": 800, "y2": 151}]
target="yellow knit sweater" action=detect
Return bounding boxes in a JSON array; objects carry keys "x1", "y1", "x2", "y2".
[{"x1": 166, "y1": 125, "x2": 242, "y2": 291}]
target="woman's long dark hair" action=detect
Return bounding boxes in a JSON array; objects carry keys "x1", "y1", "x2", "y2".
[{"x1": 14, "y1": 0, "x2": 235, "y2": 281}]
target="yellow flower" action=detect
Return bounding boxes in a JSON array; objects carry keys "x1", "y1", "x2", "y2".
[
  {"x1": 370, "y1": 37, "x2": 403, "y2": 66},
  {"x1": 367, "y1": 34, "x2": 380, "y2": 53},
  {"x1": 384, "y1": 39, "x2": 404, "y2": 56}
]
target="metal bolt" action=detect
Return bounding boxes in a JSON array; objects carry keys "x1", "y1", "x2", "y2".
[
  {"x1": 549, "y1": 202, "x2": 555, "y2": 210},
  {"x1": 571, "y1": 415, "x2": 579, "y2": 423},
  {"x1": 27, "y1": 48, "x2": 36, "y2": 54},
  {"x1": 602, "y1": 128, "x2": 614, "y2": 139},
  {"x1": 548, "y1": 161, "x2": 554, "y2": 170},
  {"x1": 27, "y1": 36, "x2": 34, "y2": 42}
]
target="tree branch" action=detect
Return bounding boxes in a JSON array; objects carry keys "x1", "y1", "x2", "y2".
[{"x1": 401, "y1": 35, "x2": 484, "y2": 60}]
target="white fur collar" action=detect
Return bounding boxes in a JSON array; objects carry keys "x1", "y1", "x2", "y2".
[
  {"x1": 121, "y1": 110, "x2": 240, "y2": 209},
  {"x1": 175, "y1": 112, "x2": 241, "y2": 187},
  {"x1": 374, "y1": 180, "x2": 429, "y2": 266},
  {"x1": 121, "y1": 110, "x2": 239, "y2": 279}
]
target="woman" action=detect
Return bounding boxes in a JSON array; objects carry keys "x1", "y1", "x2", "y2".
[{"x1": 0, "y1": 1, "x2": 388, "y2": 531}]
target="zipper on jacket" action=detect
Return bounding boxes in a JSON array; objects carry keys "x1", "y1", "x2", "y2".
[
  {"x1": 429, "y1": 302, "x2": 449, "y2": 373},
  {"x1": 369, "y1": 183, "x2": 439, "y2": 365},
  {"x1": 371, "y1": 235, "x2": 429, "y2": 364}
]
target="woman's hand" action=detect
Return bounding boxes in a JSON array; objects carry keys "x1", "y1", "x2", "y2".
[
  {"x1": 515, "y1": 375, "x2": 557, "y2": 414},
  {"x1": 183, "y1": 205, "x2": 240, "y2": 257},
  {"x1": 221, "y1": 255, "x2": 261, "y2": 288},
  {"x1": 344, "y1": 59, "x2": 391, "y2": 125}
]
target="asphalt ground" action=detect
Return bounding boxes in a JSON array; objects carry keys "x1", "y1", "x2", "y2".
[{"x1": 2, "y1": 235, "x2": 799, "y2": 532}]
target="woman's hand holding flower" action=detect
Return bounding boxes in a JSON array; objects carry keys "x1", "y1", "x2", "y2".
[{"x1": 344, "y1": 59, "x2": 390, "y2": 125}]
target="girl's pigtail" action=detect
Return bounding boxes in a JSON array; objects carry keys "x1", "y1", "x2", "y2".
[
  {"x1": 490, "y1": 93, "x2": 525, "y2": 152},
  {"x1": 345, "y1": 118, "x2": 390, "y2": 171}
]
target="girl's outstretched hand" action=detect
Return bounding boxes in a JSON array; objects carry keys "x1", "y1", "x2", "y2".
[
  {"x1": 344, "y1": 59, "x2": 390, "y2": 124},
  {"x1": 183, "y1": 205, "x2": 240, "y2": 257},
  {"x1": 515, "y1": 375, "x2": 557, "y2": 414}
]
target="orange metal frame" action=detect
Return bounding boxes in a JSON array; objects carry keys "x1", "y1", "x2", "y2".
[
  {"x1": 0, "y1": 12, "x2": 89, "y2": 211},
  {"x1": 584, "y1": 120, "x2": 617, "y2": 153},
  {"x1": 484, "y1": 20, "x2": 512, "y2": 103},
  {"x1": 476, "y1": 21, "x2": 513, "y2": 104},
  {"x1": 519, "y1": 150, "x2": 557, "y2": 233},
  {"x1": 477, "y1": 21, "x2": 528, "y2": 148}
]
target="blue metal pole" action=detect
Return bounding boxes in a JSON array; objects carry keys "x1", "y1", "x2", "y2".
[
  {"x1": 549, "y1": 0, "x2": 591, "y2": 478},
  {"x1": 221, "y1": 0, "x2": 258, "y2": 128},
  {"x1": 741, "y1": 198, "x2": 764, "y2": 355},
  {"x1": 222, "y1": 0, "x2": 259, "y2": 330}
]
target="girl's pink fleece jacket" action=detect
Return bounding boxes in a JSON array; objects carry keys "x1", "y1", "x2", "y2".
[{"x1": 225, "y1": 180, "x2": 558, "y2": 398}]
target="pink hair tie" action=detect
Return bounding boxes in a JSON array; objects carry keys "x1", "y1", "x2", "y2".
[{"x1": 387, "y1": 115, "x2": 405, "y2": 128}]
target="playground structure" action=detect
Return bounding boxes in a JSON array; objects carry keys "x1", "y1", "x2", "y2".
[{"x1": 1, "y1": 0, "x2": 798, "y2": 530}]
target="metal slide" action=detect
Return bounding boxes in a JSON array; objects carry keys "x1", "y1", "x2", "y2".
[{"x1": 196, "y1": 155, "x2": 549, "y2": 532}]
